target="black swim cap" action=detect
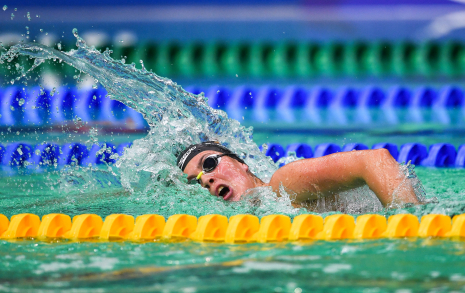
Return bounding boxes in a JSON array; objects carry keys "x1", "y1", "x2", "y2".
[{"x1": 177, "y1": 141, "x2": 245, "y2": 171}]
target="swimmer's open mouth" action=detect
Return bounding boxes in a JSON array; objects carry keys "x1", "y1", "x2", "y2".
[
  {"x1": 216, "y1": 185, "x2": 232, "y2": 200},
  {"x1": 219, "y1": 186, "x2": 229, "y2": 197}
]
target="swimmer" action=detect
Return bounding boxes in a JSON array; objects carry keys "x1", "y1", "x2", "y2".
[{"x1": 177, "y1": 141, "x2": 420, "y2": 210}]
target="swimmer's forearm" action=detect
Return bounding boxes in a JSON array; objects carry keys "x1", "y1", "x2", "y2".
[{"x1": 359, "y1": 148, "x2": 419, "y2": 206}]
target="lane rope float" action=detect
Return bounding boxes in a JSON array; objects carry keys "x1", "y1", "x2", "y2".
[{"x1": 0, "y1": 213, "x2": 464, "y2": 243}]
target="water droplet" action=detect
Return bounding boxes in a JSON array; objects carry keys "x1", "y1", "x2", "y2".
[
  {"x1": 57, "y1": 43, "x2": 61, "y2": 50},
  {"x1": 39, "y1": 29, "x2": 43, "y2": 32},
  {"x1": 72, "y1": 28, "x2": 79, "y2": 37},
  {"x1": 10, "y1": 13, "x2": 14, "y2": 20},
  {"x1": 2, "y1": 5, "x2": 7, "y2": 11},
  {"x1": 14, "y1": 8, "x2": 16, "y2": 11},
  {"x1": 18, "y1": 98, "x2": 25, "y2": 106},
  {"x1": 27, "y1": 11, "x2": 31, "y2": 21},
  {"x1": 10, "y1": 106, "x2": 14, "y2": 111}
]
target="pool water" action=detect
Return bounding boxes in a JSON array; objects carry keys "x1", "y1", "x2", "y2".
[
  {"x1": 1, "y1": 237, "x2": 465, "y2": 292},
  {"x1": 0, "y1": 166, "x2": 464, "y2": 292},
  {"x1": 1, "y1": 38, "x2": 465, "y2": 293},
  {"x1": 1, "y1": 163, "x2": 465, "y2": 218}
]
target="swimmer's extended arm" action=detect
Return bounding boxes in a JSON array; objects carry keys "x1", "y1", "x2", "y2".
[{"x1": 268, "y1": 148, "x2": 419, "y2": 207}]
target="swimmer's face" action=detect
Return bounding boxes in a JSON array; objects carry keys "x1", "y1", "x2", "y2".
[{"x1": 183, "y1": 151, "x2": 257, "y2": 201}]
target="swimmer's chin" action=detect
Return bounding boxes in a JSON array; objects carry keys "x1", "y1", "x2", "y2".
[
  {"x1": 228, "y1": 187, "x2": 258, "y2": 202},
  {"x1": 227, "y1": 189, "x2": 242, "y2": 201},
  {"x1": 231, "y1": 186, "x2": 273, "y2": 203},
  {"x1": 221, "y1": 188, "x2": 247, "y2": 202}
]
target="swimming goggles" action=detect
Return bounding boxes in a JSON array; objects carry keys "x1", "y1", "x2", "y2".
[{"x1": 190, "y1": 153, "x2": 239, "y2": 184}]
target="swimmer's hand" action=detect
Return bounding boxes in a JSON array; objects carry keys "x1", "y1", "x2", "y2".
[{"x1": 268, "y1": 149, "x2": 420, "y2": 208}]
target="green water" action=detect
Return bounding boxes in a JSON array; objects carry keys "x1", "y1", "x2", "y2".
[
  {"x1": 1, "y1": 167, "x2": 464, "y2": 219},
  {"x1": 1, "y1": 238, "x2": 464, "y2": 292},
  {"x1": 0, "y1": 167, "x2": 464, "y2": 292},
  {"x1": 1, "y1": 235, "x2": 465, "y2": 292}
]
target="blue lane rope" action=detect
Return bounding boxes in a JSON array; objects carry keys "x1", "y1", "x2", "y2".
[
  {"x1": 1, "y1": 142, "x2": 462, "y2": 168},
  {"x1": 1, "y1": 85, "x2": 465, "y2": 127}
]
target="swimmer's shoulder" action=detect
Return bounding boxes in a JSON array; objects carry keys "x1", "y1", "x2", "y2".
[{"x1": 268, "y1": 158, "x2": 316, "y2": 193}]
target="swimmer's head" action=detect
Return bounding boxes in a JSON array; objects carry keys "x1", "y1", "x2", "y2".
[
  {"x1": 176, "y1": 141, "x2": 245, "y2": 171},
  {"x1": 177, "y1": 141, "x2": 263, "y2": 201}
]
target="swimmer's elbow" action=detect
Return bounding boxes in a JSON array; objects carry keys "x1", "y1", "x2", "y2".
[
  {"x1": 367, "y1": 148, "x2": 398, "y2": 168},
  {"x1": 373, "y1": 148, "x2": 394, "y2": 160}
]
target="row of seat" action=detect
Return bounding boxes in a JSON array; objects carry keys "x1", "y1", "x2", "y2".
[
  {"x1": 9, "y1": 41, "x2": 465, "y2": 78},
  {"x1": 1, "y1": 213, "x2": 464, "y2": 242},
  {"x1": 1, "y1": 141, "x2": 464, "y2": 168},
  {"x1": 0, "y1": 85, "x2": 464, "y2": 127}
]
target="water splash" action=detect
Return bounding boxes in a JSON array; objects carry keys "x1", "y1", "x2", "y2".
[
  {"x1": 1, "y1": 30, "x2": 306, "y2": 218},
  {"x1": 0, "y1": 30, "x2": 427, "y2": 218}
]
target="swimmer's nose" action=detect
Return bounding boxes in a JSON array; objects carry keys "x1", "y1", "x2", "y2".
[{"x1": 201, "y1": 176, "x2": 215, "y2": 193}]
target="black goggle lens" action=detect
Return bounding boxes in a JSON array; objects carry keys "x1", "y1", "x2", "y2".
[
  {"x1": 203, "y1": 156, "x2": 218, "y2": 172},
  {"x1": 190, "y1": 154, "x2": 240, "y2": 185}
]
